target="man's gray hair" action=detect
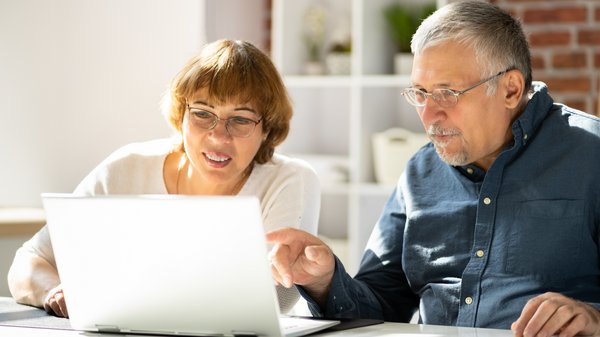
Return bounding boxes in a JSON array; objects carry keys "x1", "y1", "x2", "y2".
[{"x1": 412, "y1": 0, "x2": 532, "y2": 94}]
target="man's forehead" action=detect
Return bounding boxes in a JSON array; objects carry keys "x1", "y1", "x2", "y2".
[{"x1": 412, "y1": 43, "x2": 479, "y2": 86}]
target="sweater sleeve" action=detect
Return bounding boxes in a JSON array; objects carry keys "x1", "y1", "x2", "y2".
[{"x1": 251, "y1": 155, "x2": 321, "y2": 235}]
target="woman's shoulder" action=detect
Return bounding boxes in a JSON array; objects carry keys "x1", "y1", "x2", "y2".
[
  {"x1": 107, "y1": 138, "x2": 178, "y2": 162},
  {"x1": 245, "y1": 153, "x2": 320, "y2": 192},
  {"x1": 74, "y1": 138, "x2": 176, "y2": 195},
  {"x1": 260, "y1": 153, "x2": 318, "y2": 176}
]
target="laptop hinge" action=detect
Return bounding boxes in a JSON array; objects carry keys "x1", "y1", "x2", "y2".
[{"x1": 96, "y1": 324, "x2": 121, "y2": 333}]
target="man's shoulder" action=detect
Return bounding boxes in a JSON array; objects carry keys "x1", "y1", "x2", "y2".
[
  {"x1": 545, "y1": 104, "x2": 600, "y2": 143},
  {"x1": 409, "y1": 143, "x2": 439, "y2": 166},
  {"x1": 558, "y1": 104, "x2": 600, "y2": 128}
]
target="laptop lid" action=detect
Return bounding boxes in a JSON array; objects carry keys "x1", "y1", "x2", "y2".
[{"x1": 42, "y1": 193, "x2": 332, "y2": 337}]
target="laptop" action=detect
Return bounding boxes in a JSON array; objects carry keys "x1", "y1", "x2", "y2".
[{"x1": 41, "y1": 193, "x2": 339, "y2": 337}]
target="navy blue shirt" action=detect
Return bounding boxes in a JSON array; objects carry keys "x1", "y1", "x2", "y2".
[{"x1": 303, "y1": 83, "x2": 600, "y2": 328}]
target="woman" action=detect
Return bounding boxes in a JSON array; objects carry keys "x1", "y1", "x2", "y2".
[{"x1": 8, "y1": 39, "x2": 320, "y2": 317}]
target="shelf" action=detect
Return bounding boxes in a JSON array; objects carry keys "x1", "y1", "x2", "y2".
[
  {"x1": 272, "y1": 0, "x2": 436, "y2": 272},
  {"x1": 320, "y1": 182, "x2": 394, "y2": 197},
  {"x1": 0, "y1": 207, "x2": 45, "y2": 236},
  {"x1": 357, "y1": 183, "x2": 395, "y2": 196},
  {"x1": 360, "y1": 75, "x2": 411, "y2": 87},
  {"x1": 284, "y1": 75, "x2": 412, "y2": 88},
  {"x1": 283, "y1": 76, "x2": 353, "y2": 88},
  {"x1": 321, "y1": 183, "x2": 350, "y2": 196}
]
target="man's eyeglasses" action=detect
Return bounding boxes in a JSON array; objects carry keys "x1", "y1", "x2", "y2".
[
  {"x1": 186, "y1": 105, "x2": 262, "y2": 138},
  {"x1": 401, "y1": 68, "x2": 513, "y2": 109}
]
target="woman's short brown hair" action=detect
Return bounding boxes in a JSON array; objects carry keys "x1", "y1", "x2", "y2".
[{"x1": 163, "y1": 39, "x2": 292, "y2": 164}]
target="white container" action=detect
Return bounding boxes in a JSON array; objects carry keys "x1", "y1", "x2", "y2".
[
  {"x1": 372, "y1": 128, "x2": 429, "y2": 185},
  {"x1": 326, "y1": 52, "x2": 351, "y2": 75},
  {"x1": 394, "y1": 53, "x2": 413, "y2": 75}
]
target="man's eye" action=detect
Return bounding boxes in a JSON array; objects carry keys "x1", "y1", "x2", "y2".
[
  {"x1": 438, "y1": 90, "x2": 457, "y2": 99},
  {"x1": 191, "y1": 109, "x2": 214, "y2": 119},
  {"x1": 230, "y1": 117, "x2": 254, "y2": 125}
]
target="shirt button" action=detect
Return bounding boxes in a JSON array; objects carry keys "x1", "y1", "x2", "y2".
[
  {"x1": 483, "y1": 197, "x2": 492, "y2": 205},
  {"x1": 523, "y1": 133, "x2": 528, "y2": 140},
  {"x1": 466, "y1": 167, "x2": 474, "y2": 174},
  {"x1": 476, "y1": 250, "x2": 484, "y2": 257},
  {"x1": 465, "y1": 297, "x2": 473, "y2": 305}
]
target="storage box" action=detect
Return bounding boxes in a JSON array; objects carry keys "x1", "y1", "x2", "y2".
[{"x1": 372, "y1": 128, "x2": 429, "y2": 185}]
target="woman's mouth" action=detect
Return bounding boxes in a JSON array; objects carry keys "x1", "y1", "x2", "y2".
[{"x1": 204, "y1": 152, "x2": 232, "y2": 167}]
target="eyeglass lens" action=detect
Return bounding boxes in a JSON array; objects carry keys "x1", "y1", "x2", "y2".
[
  {"x1": 402, "y1": 68, "x2": 511, "y2": 108},
  {"x1": 187, "y1": 107, "x2": 259, "y2": 138},
  {"x1": 408, "y1": 89, "x2": 457, "y2": 108}
]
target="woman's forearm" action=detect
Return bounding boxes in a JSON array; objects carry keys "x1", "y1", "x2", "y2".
[{"x1": 7, "y1": 248, "x2": 60, "y2": 308}]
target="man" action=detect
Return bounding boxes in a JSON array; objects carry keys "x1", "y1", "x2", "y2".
[{"x1": 267, "y1": 2, "x2": 600, "y2": 337}]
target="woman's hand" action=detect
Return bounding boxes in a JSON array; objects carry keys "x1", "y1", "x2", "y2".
[{"x1": 43, "y1": 285, "x2": 68, "y2": 318}]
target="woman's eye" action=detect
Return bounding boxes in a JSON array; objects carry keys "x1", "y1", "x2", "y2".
[
  {"x1": 231, "y1": 117, "x2": 254, "y2": 125},
  {"x1": 191, "y1": 109, "x2": 213, "y2": 119}
]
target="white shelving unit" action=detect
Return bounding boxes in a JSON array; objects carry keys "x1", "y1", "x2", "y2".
[{"x1": 272, "y1": 0, "x2": 441, "y2": 274}]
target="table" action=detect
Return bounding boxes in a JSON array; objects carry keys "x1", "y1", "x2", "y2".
[
  {"x1": 0, "y1": 297, "x2": 513, "y2": 337},
  {"x1": 0, "y1": 207, "x2": 45, "y2": 236}
]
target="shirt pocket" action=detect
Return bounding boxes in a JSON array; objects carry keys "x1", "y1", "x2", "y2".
[{"x1": 505, "y1": 199, "x2": 585, "y2": 281}]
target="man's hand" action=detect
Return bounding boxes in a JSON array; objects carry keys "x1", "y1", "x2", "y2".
[
  {"x1": 43, "y1": 285, "x2": 68, "y2": 318},
  {"x1": 266, "y1": 228, "x2": 335, "y2": 306},
  {"x1": 512, "y1": 292, "x2": 600, "y2": 337}
]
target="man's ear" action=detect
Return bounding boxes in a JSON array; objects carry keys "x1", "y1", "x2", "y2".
[{"x1": 503, "y1": 69, "x2": 525, "y2": 109}]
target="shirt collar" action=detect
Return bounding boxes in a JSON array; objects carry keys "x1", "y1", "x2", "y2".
[{"x1": 511, "y1": 81, "x2": 555, "y2": 147}]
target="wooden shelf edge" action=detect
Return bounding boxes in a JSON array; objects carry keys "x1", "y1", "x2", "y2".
[{"x1": 0, "y1": 208, "x2": 46, "y2": 237}]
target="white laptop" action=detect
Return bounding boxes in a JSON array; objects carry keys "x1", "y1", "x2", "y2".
[{"x1": 41, "y1": 193, "x2": 339, "y2": 337}]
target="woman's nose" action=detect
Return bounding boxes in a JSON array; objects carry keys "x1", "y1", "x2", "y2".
[{"x1": 208, "y1": 119, "x2": 233, "y2": 139}]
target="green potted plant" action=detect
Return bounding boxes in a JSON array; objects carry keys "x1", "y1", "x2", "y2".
[{"x1": 384, "y1": 3, "x2": 436, "y2": 74}]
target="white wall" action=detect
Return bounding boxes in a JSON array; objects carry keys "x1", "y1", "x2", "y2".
[
  {"x1": 0, "y1": 0, "x2": 205, "y2": 207},
  {"x1": 205, "y1": 0, "x2": 268, "y2": 50}
]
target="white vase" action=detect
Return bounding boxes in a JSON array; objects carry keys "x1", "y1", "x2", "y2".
[{"x1": 394, "y1": 53, "x2": 414, "y2": 75}]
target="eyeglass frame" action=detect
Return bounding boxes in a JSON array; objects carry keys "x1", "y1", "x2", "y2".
[
  {"x1": 185, "y1": 103, "x2": 263, "y2": 138},
  {"x1": 401, "y1": 68, "x2": 514, "y2": 108}
]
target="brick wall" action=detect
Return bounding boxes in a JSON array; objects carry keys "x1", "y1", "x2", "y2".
[{"x1": 490, "y1": 0, "x2": 600, "y2": 116}]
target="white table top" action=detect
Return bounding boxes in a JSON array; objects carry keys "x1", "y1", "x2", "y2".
[
  {"x1": 0, "y1": 322, "x2": 514, "y2": 337},
  {"x1": 0, "y1": 297, "x2": 513, "y2": 337}
]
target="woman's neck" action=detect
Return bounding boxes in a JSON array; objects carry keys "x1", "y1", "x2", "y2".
[{"x1": 175, "y1": 154, "x2": 251, "y2": 196}]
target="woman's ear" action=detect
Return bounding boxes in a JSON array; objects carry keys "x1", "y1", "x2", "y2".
[{"x1": 503, "y1": 69, "x2": 525, "y2": 110}]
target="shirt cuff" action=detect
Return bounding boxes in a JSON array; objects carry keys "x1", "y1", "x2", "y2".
[{"x1": 297, "y1": 255, "x2": 357, "y2": 318}]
